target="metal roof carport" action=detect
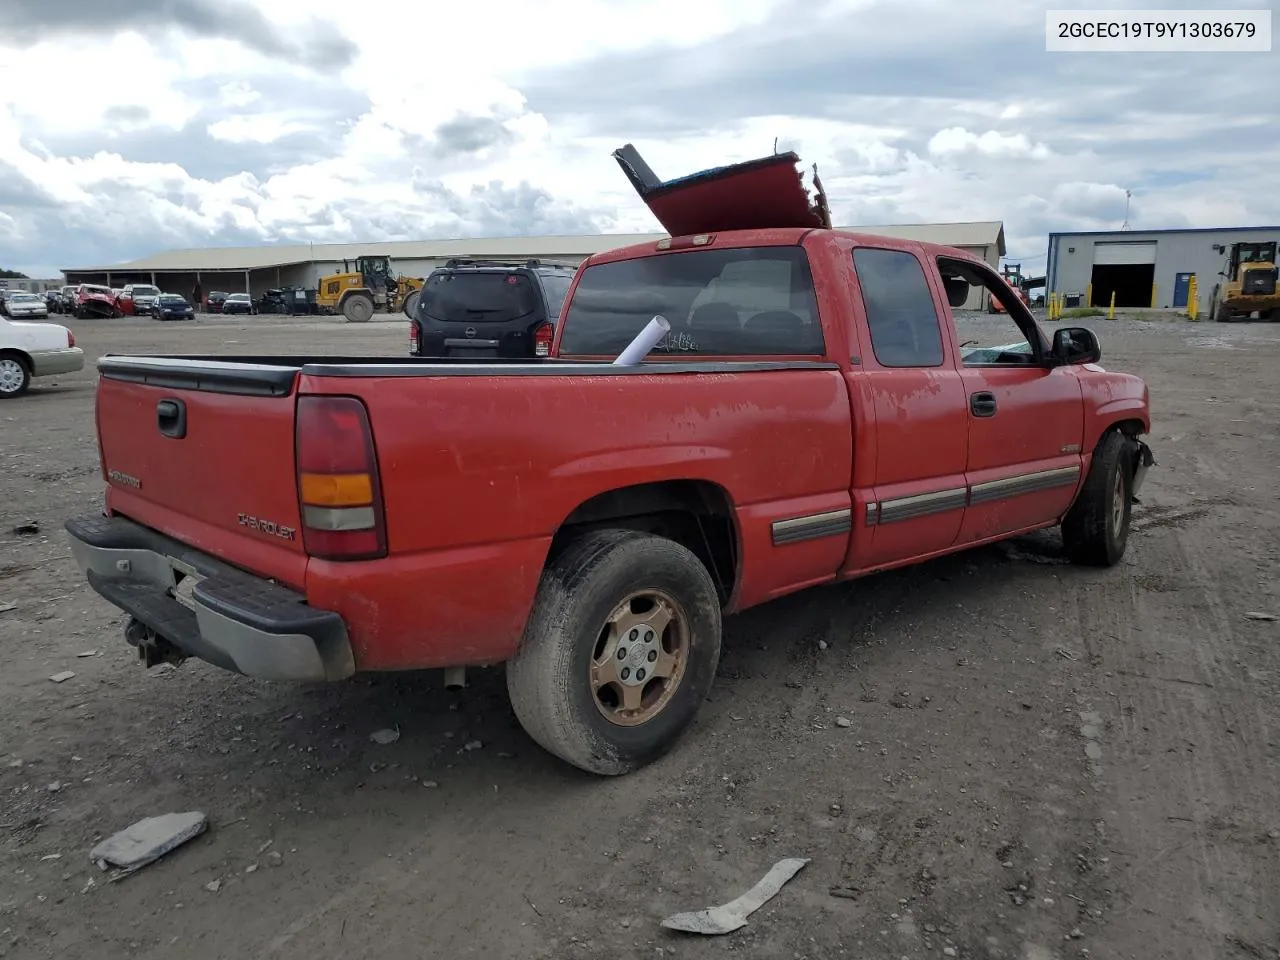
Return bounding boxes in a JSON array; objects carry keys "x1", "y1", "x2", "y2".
[{"x1": 63, "y1": 222, "x2": 1007, "y2": 307}]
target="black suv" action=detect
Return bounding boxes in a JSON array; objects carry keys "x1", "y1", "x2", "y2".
[{"x1": 408, "y1": 259, "x2": 576, "y2": 358}]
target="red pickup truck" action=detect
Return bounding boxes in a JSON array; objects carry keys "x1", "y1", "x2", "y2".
[{"x1": 66, "y1": 147, "x2": 1154, "y2": 776}]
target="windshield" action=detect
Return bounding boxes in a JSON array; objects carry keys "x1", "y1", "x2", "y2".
[
  {"x1": 132, "y1": 285, "x2": 159, "y2": 296},
  {"x1": 558, "y1": 246, "x2": 825, "y2": 356},
  {"x1": 10, "y1": 293, "x2": 37, "y2": 302},
  {"x1": 420, "y1": 271, "x2": 538, "y2": 324},
  {"x1": 228, "y1": 293, "x2": 250, "y2": 300},
  {"x1": 537, "y1": 272, "x2": 574, "y2": 318},
  {"x1": 84, "y1": 286, "x2": 112, "y2": 295},
  {"x1": 159, "y1": 295, "x2": 187, "y2": 303}
]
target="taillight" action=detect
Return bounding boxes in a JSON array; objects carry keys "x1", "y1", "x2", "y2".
[
  {"x1": 295, "y1": 396, "x2": 387, "y2": 561},
  {"x1": 408, "y1": 321, "x2": 419, "y2": 355},
  {"x1": 533, "y1": 322, "x2": 553, "y2": 357},
  {"x1": 67, "y1": 329, "x2": 76, "y2": 348}
]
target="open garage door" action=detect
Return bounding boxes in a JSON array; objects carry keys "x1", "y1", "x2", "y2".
[
  {"x1": 1093, "y1": 241, "x2": 1156, "y2": 265},
  {"x1": 1091, "y1": 241, "x2": 1156, "y2": 307}
]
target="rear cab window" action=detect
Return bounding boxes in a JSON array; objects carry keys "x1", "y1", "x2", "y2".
[
  {"x1": 558, "y1": 246, "x2": 825, "y2": 356},
  {"x1": 851, "y1": 247, "x2": 945, "y2": 367}
]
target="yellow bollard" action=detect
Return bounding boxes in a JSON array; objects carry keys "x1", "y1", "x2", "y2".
[
  {"x1": 1086, "y1": 282, "x2": 1093, "y2": 308},
  {"x1": 1187, "y1": 275, "x2": 1198, "y2": 320},
  {"x1": 1048, "y1": 293, "x2": 1057, "y2": 320},
  {"x1": 1151, "y1": 283, "x2": 1157, "y2": 309},
  {"x1": 1108, "y1": 290, "x2": 1116, "y2": 320}
]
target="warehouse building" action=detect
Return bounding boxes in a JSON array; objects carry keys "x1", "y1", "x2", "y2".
[
  {"x1": 62, "y1": 221, "x2": 1006, "y2": 311},
  {"x1": 1046, "y1": 225, "x2": 1280, "y2": 311}
]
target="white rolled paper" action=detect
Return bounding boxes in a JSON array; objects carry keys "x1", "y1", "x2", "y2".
[{"x1": 613, "y1": 315, "x2": 671, "y2": 365}]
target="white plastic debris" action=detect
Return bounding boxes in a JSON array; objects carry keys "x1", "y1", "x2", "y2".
[
  {"x1": 89, "y1": 812, "x2": 207, "y2": 873},
  {"x1": 369, "y1": 727, "x2": 401, "y2": 745},
  {"x1": 661, "y1": 857, "x2": 809, "y2": 935}
]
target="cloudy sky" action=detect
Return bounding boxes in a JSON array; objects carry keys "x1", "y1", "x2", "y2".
[{"x1": 0, "y1": 0, "x2": 1275, "y2": 277}]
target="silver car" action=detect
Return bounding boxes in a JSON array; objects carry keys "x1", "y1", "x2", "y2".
[{"x1": 4, "y1": 292, "x2": 49, "y2": 319}]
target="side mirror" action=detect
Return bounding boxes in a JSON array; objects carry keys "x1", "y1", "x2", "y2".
[{"x1": 1051, "y1": 326, "x2": 1101, "y2": 365}]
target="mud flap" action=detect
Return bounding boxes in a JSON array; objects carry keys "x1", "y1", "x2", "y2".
[{"x1": 1130, "y1": 439, "x2": 1155, "y2": 503}]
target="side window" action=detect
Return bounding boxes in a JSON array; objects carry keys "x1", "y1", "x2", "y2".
[
  {"x1": 938, "y1": 260, "x2": 1038, "y2": 366},
  {"x1": 852, "y1": 248, "x2": 944, "y2": 367}
]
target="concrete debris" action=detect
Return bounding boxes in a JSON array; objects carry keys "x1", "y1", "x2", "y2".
[
  {"x1": 205, "y1": 880, "x2": 221, "y2": 893},
  {"x1": 265, "y1": 851, "x2": 284, "y2": 867},
  {"x1": 1243, "y1": 612, "x2": 1277, "y2": 622},
  {"x1": 369, "y1": 727, "x2": 401, "y2": 745},
  {"x1": 49, "y1": 671, "x2": 75, "y2": 683},
  {"x1": 89, "y1": 812, "x2": 208, "y2": 873},
  {"x1": 463, "y1": 740, "x2": 483, "y2": 752},
  {"x1": 661, "y1": 857, "x2": 809, "y2": 935},
  {"x1": 0, "y1": 600, "x2": 16, "y2": 614},
  {"x1": 245, "y1": 864, "x2": 258, "y2": 874},
  {"x1": 835, "y1": 717, "x2": 853, "y2": 728},
  {"x1": 47, "y1": 781, "x2": 62, "y2": 793},
  {"x1": 422, "y1": 781, "x2": 439, "y2": 789}
]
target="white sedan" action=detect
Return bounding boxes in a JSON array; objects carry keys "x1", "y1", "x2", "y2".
[
  {"x1": 0, "y1": 315, "x2": 85, "y2": 398},
  {"x1": 4, "y1": 291, "x2": 49, "y2": 319}
]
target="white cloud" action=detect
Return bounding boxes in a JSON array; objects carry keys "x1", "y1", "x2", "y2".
[
  {"x1": 0, "y1": 0, "x2": 1277, "y2": 276},
  {"x1": 928, "y1": 127, "x2": 1053, "y2": 161}
]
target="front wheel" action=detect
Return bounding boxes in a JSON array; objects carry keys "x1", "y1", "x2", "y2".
[
  {"x1": 401, "y1": 290, "x2": 420, "y2": 317},
  {"x1": 506, "y1": 529, "x2": 722, "y2": 775},
  {"x1": 1062, "y1": 430, "x2": 1134, "y2": 567}
]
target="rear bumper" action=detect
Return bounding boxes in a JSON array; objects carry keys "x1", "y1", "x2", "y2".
[
  {"x1": 30, "y1": 347, "x2": 84, "y2": 377},
  {"x1": 64, "y1": 514, "x2": 355, "y2": 682}
]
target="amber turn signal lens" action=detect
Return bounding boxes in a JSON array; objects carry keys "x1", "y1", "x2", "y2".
[{"x1": 299, "y1": 472, "x2": 373, "y2": 507}]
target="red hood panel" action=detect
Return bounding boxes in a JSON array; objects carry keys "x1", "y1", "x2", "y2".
[{"x1": 613, "y1": 143, "x2": 832, "y2": 237}]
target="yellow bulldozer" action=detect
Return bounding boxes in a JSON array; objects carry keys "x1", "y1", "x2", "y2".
[
  {"x1": 316, "y1": 255, "x2": 425, "y2": 323},
  {"x1": 1210, "y1": 240, "x2": 1279, "y2": 322}
]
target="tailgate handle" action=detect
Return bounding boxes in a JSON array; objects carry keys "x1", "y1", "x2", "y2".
[{"x1": 157, "y1": 398, "x2": 187, "y2": 439}]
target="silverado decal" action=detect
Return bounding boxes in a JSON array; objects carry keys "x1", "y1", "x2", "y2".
[
  {"x1": 107, "y1": 470, "x2": 142, "y2": 489},
  {"x1": 237, "y1": 513, "x2": 297, "y2": 541}
]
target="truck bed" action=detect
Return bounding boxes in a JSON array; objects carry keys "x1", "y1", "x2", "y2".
[{"x1": 93, "y1": 352, "x2": 855, "y2": 669}]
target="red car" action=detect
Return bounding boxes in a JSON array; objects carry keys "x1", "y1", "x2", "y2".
[
  {"x1": 74, "y1": 284, "x2": 120, "y2": 319},
  {"x1": 65, "y1": 145, "x2": 1155, "y2": 776}
]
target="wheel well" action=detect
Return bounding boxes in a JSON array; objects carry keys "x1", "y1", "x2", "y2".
[
  {"x1": 1108, "y1": 418, "x2": 1145, "y2": 440},
  {"x1": 0, "y1": 348, "x2": 32, "y2": 372},
  {"x1": 551, "y1": 480, "x2": 739, "y2": 604}
]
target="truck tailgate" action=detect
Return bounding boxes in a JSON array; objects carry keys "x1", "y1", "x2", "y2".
[{"x1": 95, "y1": 359, "x2": 307, "y2": 588}]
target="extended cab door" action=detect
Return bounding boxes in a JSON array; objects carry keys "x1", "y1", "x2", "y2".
[
  {"x1": 839, "y1": 242, "x2": 971, "y2": 572},
  {"x1": 930, "y1": 257, "x2": 1085, "y2": 543}
]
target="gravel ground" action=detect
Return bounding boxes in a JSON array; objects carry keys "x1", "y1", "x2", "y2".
[{"x1": 1, "y1": 311, "x2": 1278, "y2": 960}]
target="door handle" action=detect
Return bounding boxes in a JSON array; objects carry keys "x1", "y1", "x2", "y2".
[
  {"x1": 970, "y1": 391, "x2": 997, "y2": 417},
  {"x1": 157, "y1": 398, "x2": 187, "y2": 439}
]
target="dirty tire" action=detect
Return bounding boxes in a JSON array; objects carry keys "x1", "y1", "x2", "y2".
[
  {"x1": 401, "y1": 290, "x2": 420, "y2": 317},
  {"x1": 0, "y1": 351, "x2": 31, "y2": 398},
  {"x1": 1062, "y1": 429, "x2": 1134, "y2": 567},
  {"x1": 342, "y1": 293, "x2": 374, "y2": 323},
  {"x1": 506, "y1": 529, "x2": 722, "y2": 776}
]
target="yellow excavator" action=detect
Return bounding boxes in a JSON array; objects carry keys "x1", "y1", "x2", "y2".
[
  {"x1": 1210, "y1": 240, "x2": 1279, "y2": 322},
  {"x1": 316, "y1": 256, "x2": 425, "y2": 322}
]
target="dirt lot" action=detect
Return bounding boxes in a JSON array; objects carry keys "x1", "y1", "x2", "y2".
[{"x1": 1, "y1": 312, "x2": 1278, "y2": 960}]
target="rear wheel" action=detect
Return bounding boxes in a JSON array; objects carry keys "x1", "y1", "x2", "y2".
[
  {"x1": 1062, "y1": 430, "x2": 1133, "y2": 567},
  {"x1": 342, "y1": 292, "x2": 374, "y2": 323},
  {"x1": 506, "y1": 529, "x2": 722, "y2": 775},
  {"x1": 0, "y1": 352, "x2": 31, "y2": 398}
]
